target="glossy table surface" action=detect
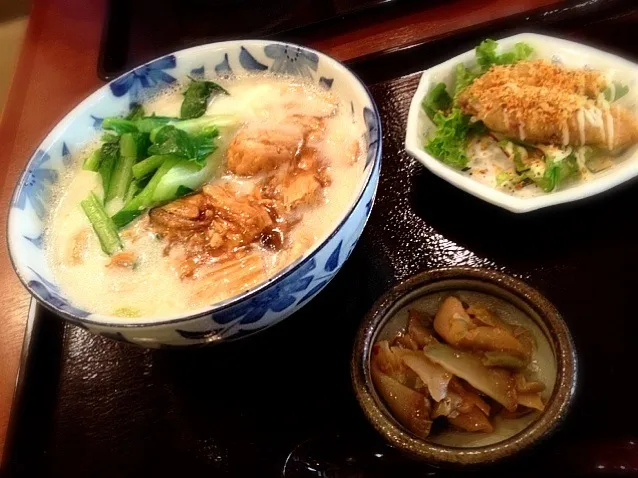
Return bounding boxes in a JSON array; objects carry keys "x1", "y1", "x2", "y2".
[{"x1": 0, "y1": 0, "x2": 575, "y2": 465}]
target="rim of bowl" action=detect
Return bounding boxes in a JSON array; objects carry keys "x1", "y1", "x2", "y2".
[
  {"x1": 351, "y1": 267, "x2": 578, "y2": 465},
  {"x1": 7, "y1": 39, "x2": 383, "y2": 328}
]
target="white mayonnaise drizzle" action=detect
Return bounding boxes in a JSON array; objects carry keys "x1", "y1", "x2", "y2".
[
  {"x1": 596, "y1": 94, "x2": 615, "y2": 150},
  {"x1": 518, "y1": 123, "x2": 526, "y2": 141},
  {"x1": 606, "y1": 109, "x2": 615, "y2": 150},
  {"x1": 561, "y1": 122, "x2": 570, "y2": 146},
  {"x1": 577, "y1": 108, "x2": 586, "y2": 145},
  {"x1": 574, "y1": 146, "x2": 592, "y2": 180}
]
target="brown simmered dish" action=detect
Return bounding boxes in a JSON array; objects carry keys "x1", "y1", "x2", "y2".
[{"x1": 371, "y1": 296, "x2": 546, "y2": 438}]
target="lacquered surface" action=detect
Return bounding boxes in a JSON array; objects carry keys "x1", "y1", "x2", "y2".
[
  {"x1": 99, "y1": 0, "x2": 563, "y2": 79},
  {"x1": 0, "y1": 0, "x2": 565, "y2": 460},
  {"x1": 5, "y1": 2, "x2": 638, "y2": 475},
  {"x1": 99, "y1": 0, "x2": 410, "y2": 78}
]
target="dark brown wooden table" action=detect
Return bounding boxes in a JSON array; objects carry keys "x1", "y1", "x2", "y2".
[{"x1": 0, "y1": 0, "x2": 565, "y2": 463}]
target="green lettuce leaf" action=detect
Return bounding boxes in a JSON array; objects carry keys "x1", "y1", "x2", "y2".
[
  {"x1": 424, "y1": 108, "x2": 473, "y2": 169},
  {"x1": 475, "y1": 39, "x2": 534, "y2": 72},
  {"x1": 452, "y1": 40, "x2": 534, "y2": 98},
  {"x1": 529, "y1": 153, "x2": 579, "y2": 192},
  {"x1": 454, "y1": 64, "x2": 480, "y2": 98},
  {"x1": 422, "y1": 83, "x2": 452, "y2": 120},
  {"x1": 604, "y1": 81, "x2": 629, "y2": 102}
]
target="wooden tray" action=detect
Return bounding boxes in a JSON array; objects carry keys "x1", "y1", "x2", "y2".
[{"x1": 5, "y1": 1, "x2": 638, "y2": 476}]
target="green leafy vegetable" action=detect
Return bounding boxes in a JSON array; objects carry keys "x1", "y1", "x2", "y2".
[
  {"x1": 423, "y1": 39, "x2": 535, "y2": 170},
  {"x1": 105, "y1": 133, "x2": 137, "y2": 202},
  {"x1": 102, "y1": 117, "x2": 139, "y2": 135},
  {"x1": 101, "y1": 132, "x2": 120, "y2": 144},
  {"x1": 454, "y1": 64, "x2": 480, "y2": 97},
  {"x1": 111, "y1": 156, "x2": 182, "y2": 228},
  {"x1": 113, "y1": 150, "x2": 222, "y2": 228},
  {"x1": 475, "y1": 39, "x2": 499, "y2": 71},
  {"x1": 132, "y1": 155, "x2": 168, "y2": 179},
  {"x1": 106, "y1": 157, "x2": 135, "y2": 202},
  {"x1": 124, "y1": 179, "x2": 141, "y2": 204},
  {"x1": 98, "y1": 141, "x2": 119, "y2": 199},
  {"x1": 583, "y1": 146, "x2": 613, "y2": 173},
  {"x1": 180, "y1": 78, "x2": 229, "y2": 120},
  {"x1": 149, "y1": 115, "x2": 237, "y2": 142},
  {"x1": 422, "y1": 83, "x2": 452, "y2": 120},
  {"x1": 80, "y1": 191, "x2": 122, "y2": 255},
  {"x1": 475, "y1": 39, "x2": 534, "y2": 72},
  {"x1": 175, "y1": 185, "x2": 195, "y2": 198},
  {"x1": 90, "y1": 112, "x2": 228, "y2": 229},
  {"x1": 514, "y1": 42, "x2": 534, "y2": 60},
  {"x1": 604, "y1": 81, "x2": 629, "y2": 102},
  {"x1": 132, "y1": 132, "x2": 151, "y2": 158},
  {"x1": 513, "y1": 151, "x2": 530, "y2": 173},
  {"x1": 499, "y1": 143, "x2": 532, "y2": 173},
  {"x1": 102, "y1": 115, "x2": 176, "y2": 135},
  {"x1": 496, "y1": 171, "x2": 517, "y2": 187},
  {"x1": 495, "y1": 42, "x2": 534, "y2": 67},
  {"x1": 125, "y1": 104, "x2": 145, "y2": 121},
  {"x1": 134, "y1": 115, "x2": 176, "y2": 133},
  {"x1": 83, "y1": 150, "x2": 102, "y2": 172},
  {"x1": 452, "y1": 40, "x2": 534, "y2": 98},
  {"x1": 424, "y1": 108, "x2": 473, "y2": 169},
  {"x1": 528, "y1": 153, "x2": 579, "y2": 192},
  {"x1": 152, "y1": 151, "x2": 223, "y2": 202},
  {"x1": 148, "y1": 125, "x2": 219, "y2": 167},
  {"x1": 120, "y1": 132, "x2": 139, "y2": 159}
]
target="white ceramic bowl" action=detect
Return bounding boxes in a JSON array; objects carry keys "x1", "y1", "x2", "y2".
[
  {"x1": 405, "y1": 33, "x2": 638, "y2": 213},
  {"x1": 7, "y1": 40, "x2": 382, "y2": 347}
]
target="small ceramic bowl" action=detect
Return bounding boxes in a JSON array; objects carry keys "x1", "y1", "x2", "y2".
[
  {"x1": 351, "y1": 267, "x2": 577, "y2": 465},
  {"x1": 7, "y1": 40, "x2": 382, "y2": 348}
]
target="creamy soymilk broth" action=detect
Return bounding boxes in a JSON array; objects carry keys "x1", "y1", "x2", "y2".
[{"x1": 45, "y1": 75, "x2": 367, "y2": 318}]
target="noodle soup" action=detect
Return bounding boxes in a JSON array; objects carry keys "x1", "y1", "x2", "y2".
[{"x1": 45, "y1": 74, "x2": 367, "y2": 318}]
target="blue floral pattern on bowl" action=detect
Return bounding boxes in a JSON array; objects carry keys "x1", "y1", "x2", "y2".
[
  {"x1": 214, "y1": 258, "x2": 317, "y2": 326},
  {"x1": 264, "y1": 44, "x2": 319, "y2": 79},
  {"x1": 110, "y1": 55, "x2": 177, "y2": 104},
  {"x1": 14, "y1": 150, "x2": 57, "y2": 220},
  {"x1": 7, "y1": 41, "x2": 382, "y2": 347},
  {"x1": 27, "y1": 268, "x2": 90, "y2": 319},
  {"x1": 215, "y1": 54, "x2": 232, "y2": 75}
]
